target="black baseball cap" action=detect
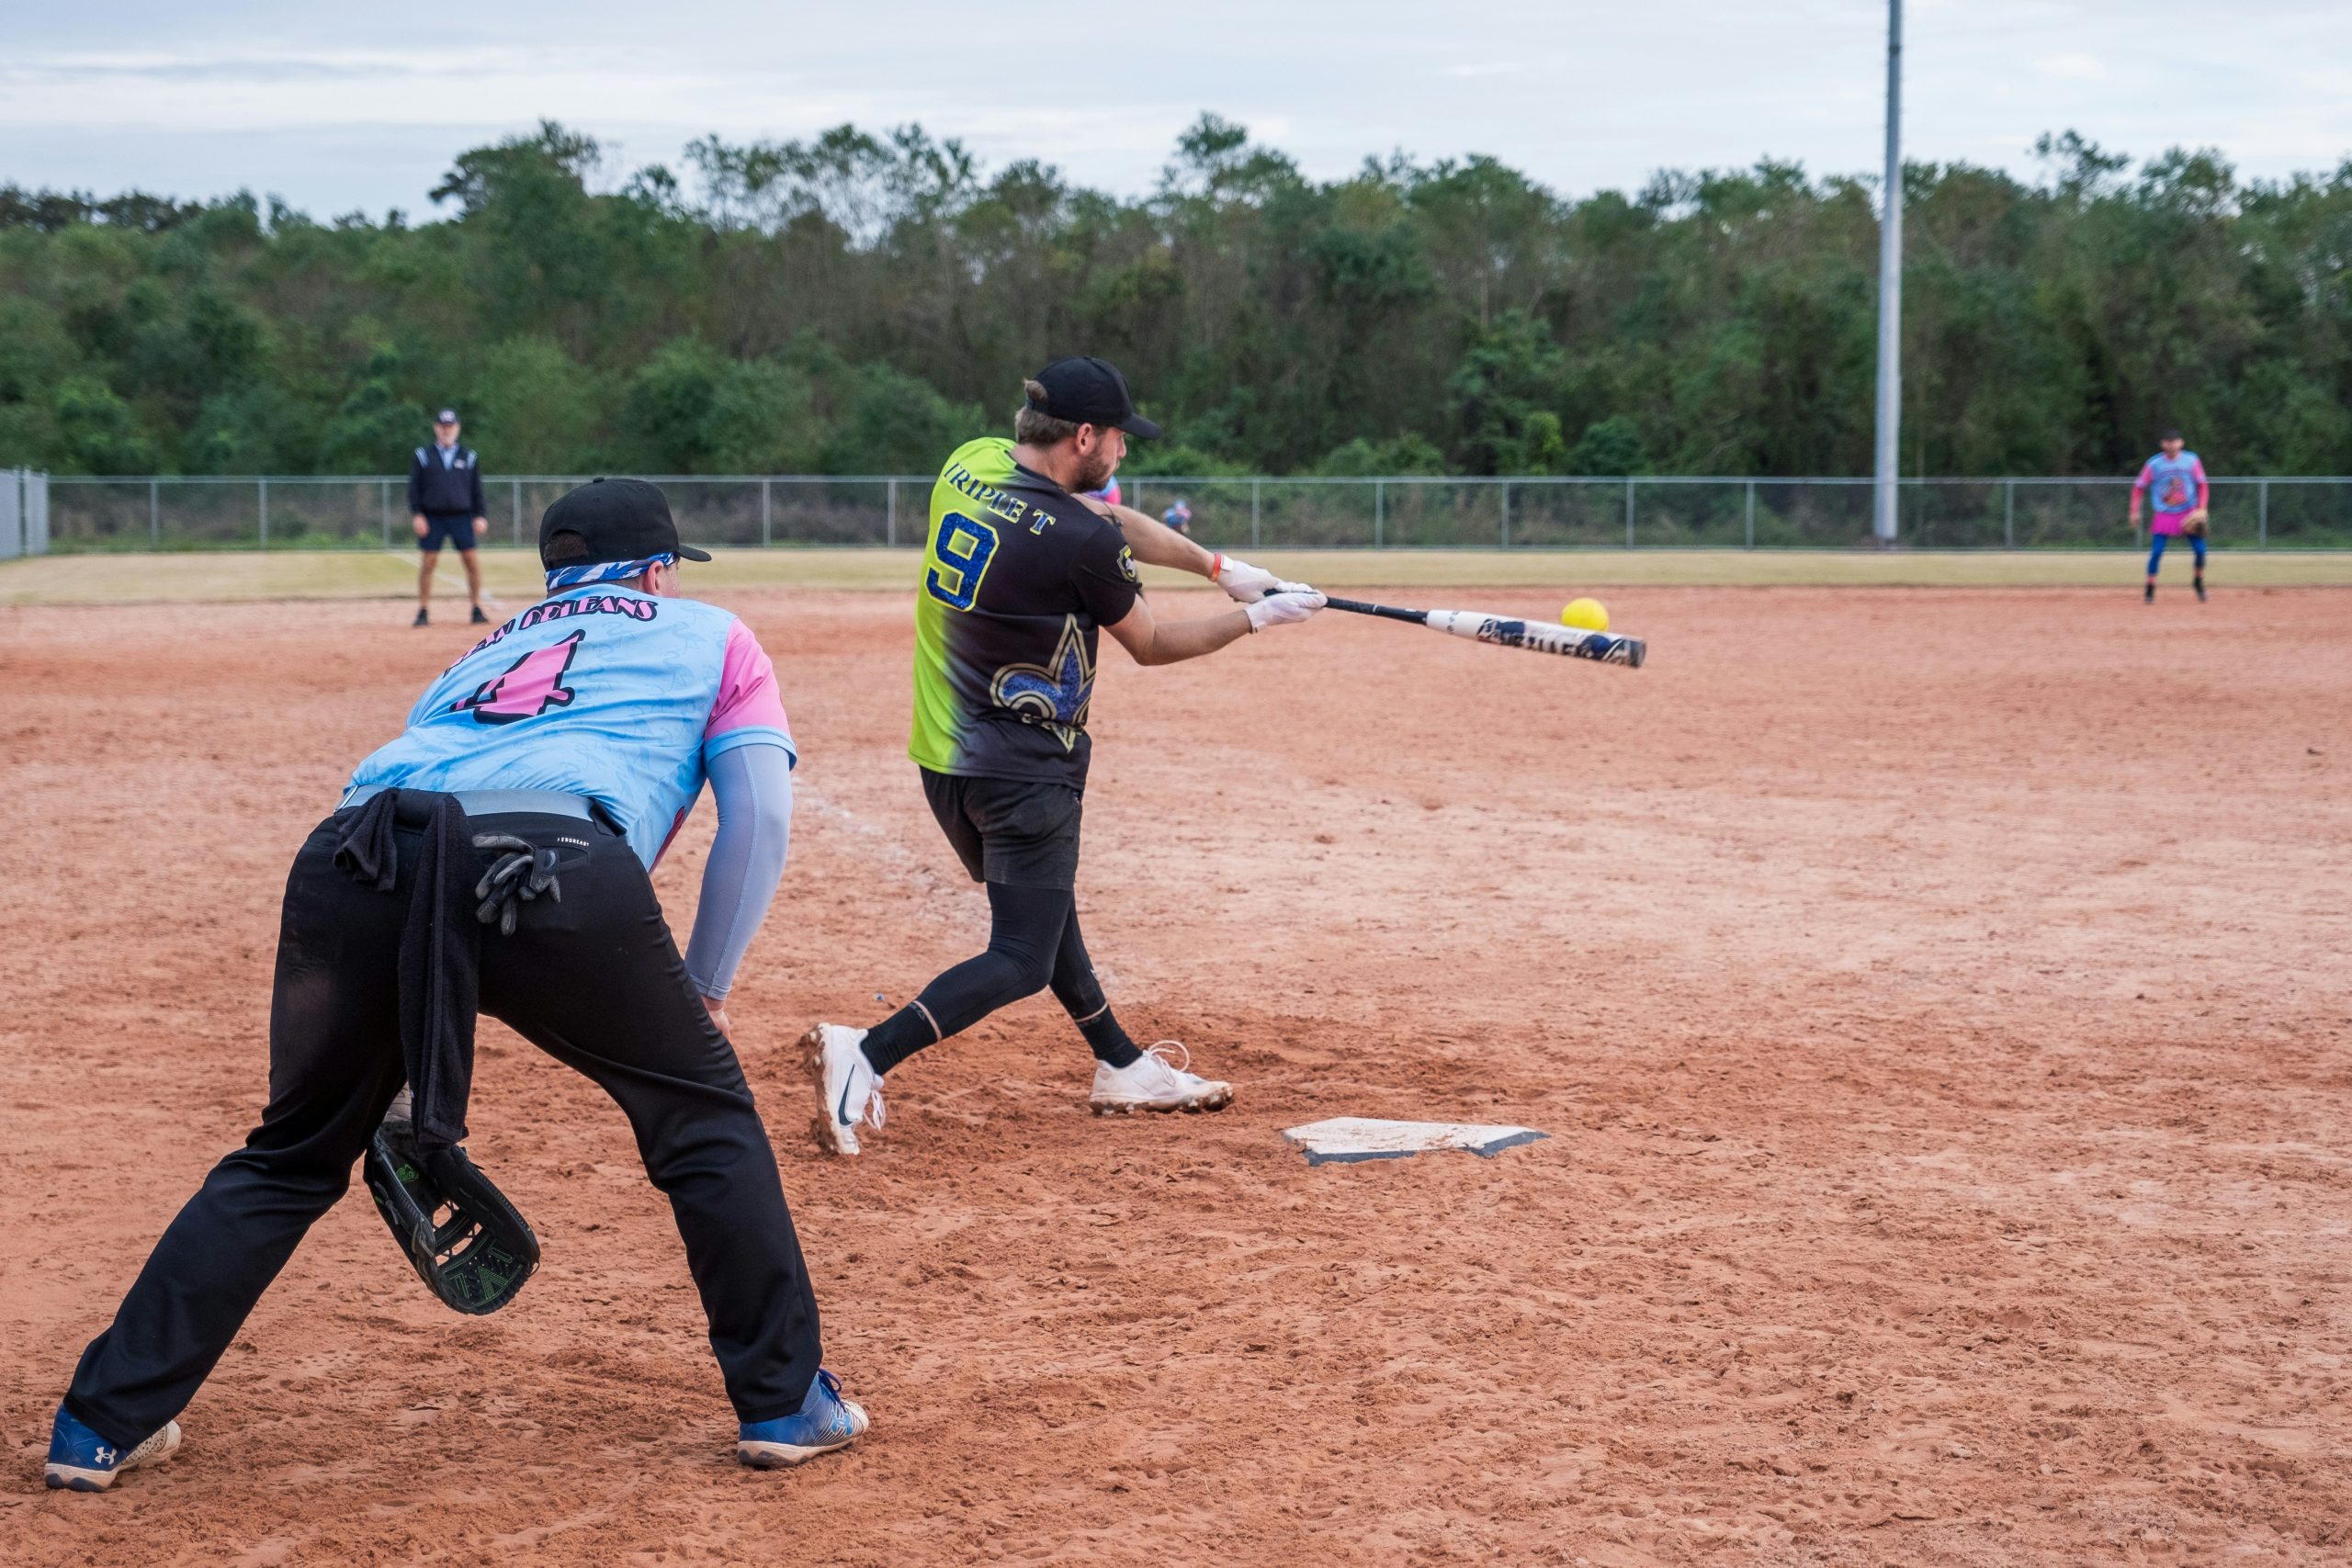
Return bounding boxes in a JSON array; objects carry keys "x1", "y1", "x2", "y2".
[
  {"x1": 538, "y1": 477, "x2": 712, "y2": 568},
  {"x1": 435, "y1": 408, "x2": 459, "y2": 423},
  {"x1": 1029, "y1": 356, "x2": 1160, "y2": 439}
]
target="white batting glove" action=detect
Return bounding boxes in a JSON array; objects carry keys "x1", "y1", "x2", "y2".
[
  {"x1": 1245, "y1": 588, "x2": 1326, "y2": 631},
  {"x1": 1210, "y1": 552, "x2": 1283, "y2": 603}
]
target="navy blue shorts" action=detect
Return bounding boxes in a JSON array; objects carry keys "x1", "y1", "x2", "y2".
[{"x1": 417, "y1": 513, "x2": 482, "y2": 553}]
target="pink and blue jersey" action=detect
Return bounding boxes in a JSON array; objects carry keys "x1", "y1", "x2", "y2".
[
  {"x1": 1082, "y1": 479, "x2": 1121, "y2": 508},
  {"x1": 2135, "y1": 451, "x2": 2207, "y2": 535},
  {"x1": 345, "y1": 585, "x2": 793, "y2": 867}
]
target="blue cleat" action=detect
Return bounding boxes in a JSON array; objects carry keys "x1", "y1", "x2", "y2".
[
  {"x1": 737, "y1": 1369, "x2": 869, "y2": 1468},
  {"x1": 44, "y1": 1404, "x2": 182, "y2": 1492}
]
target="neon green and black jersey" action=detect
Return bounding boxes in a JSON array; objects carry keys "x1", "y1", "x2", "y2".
[{"x1": 909, "y1": 437, "x2": 1143, "y2": 786}]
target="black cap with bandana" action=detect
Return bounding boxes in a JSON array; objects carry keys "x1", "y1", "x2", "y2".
[
  {"x1": 1029, "y1": 357, "x2": 1160, "y2": 439},
  {"x1": 537, "y1": 477, "x2": 712, "y2": 569}
]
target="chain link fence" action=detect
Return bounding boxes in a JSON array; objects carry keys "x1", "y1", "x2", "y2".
[{"x1": 25, "y1": 474, "x2": 2352, "y2": 553}]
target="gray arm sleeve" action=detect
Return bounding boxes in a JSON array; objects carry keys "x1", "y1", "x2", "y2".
[{"x1": 684, "y1": 742, "x2": 794, "y2": 1000}]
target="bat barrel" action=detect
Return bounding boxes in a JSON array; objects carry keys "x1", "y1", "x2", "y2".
[
  {"x1": 1317, "y1": 597, "x2": 1645, "y2": 668},
  {"x1": 1424, "y1": 610, "x2": 1645, "y2": 667}
]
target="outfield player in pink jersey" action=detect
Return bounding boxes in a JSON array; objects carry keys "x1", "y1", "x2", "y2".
[
  {"x1": 2131, "y1": 428, "x2": 2210, "y2": 603},
  {"x1": 43, "y1": 478, "x2": 866, "y2": 1493}
]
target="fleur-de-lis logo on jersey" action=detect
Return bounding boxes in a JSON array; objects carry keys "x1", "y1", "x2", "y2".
[{"x1": 990, "y1": 617, "x2": 1093, "y2": 751}]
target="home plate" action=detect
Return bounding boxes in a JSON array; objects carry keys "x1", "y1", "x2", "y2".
[{"x1": 1282, "y1": 1117, "x2": 1548, "y2": 1167}]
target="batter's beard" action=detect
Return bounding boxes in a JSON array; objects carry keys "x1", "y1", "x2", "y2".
[{"x1": 1069, "y1": 449, "x2": 1115, "y2": 495}]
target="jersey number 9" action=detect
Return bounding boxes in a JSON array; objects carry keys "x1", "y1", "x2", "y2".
[{"x1": 925, "y1": 513, "x2": 1000, "y2": 612}]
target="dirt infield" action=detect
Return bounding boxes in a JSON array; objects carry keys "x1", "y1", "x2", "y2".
[
  {"x1": 3, "y1": 582, "x2": 2346, "y2": 1565},
  {"x1": 8, "y1": 546, "x2": 2352, "y2": 607}
]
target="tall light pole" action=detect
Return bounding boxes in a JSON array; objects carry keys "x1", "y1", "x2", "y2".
[{"x1": 1871, "y1": 0, "x2": 1904, "y2": 545}]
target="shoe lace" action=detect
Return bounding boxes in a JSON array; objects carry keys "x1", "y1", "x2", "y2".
[{"x1": 1142, "y1": 1040, "x2": 1192, "y2": 1075}]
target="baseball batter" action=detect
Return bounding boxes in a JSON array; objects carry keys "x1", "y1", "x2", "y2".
[
  {"x1": 45, "y1": 479, "x2": 865, "y2": 1493},
  {"x1": 805, "y1": 356, "x2": 1324, "y2": 1156}
]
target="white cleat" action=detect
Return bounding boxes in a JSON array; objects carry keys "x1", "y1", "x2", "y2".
[
  {"x1": 804, "y1": 1023, "x2": 884, "y2": 1156},
  {"x1": 1090, "y1": 1042, "x2": 1234, "y2": 1116}
]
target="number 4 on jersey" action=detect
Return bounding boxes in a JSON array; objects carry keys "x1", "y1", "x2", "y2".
[{"x1": 453, "y1": 629, "x2": 583, "y2": 724}]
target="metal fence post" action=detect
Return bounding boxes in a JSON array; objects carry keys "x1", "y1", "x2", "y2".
[
  {"x1": 762, "y1": 479, "x2": 772, "y2": 547},
  {"x1": 1745, "y1": 480, "x2": 1756, "y2": 549},
  {"x1": 151, "y1": 478, "x2": 160, "y2": 546},
  {"x1": 2258, "y1": 479, "x2": 2268, "y2": 549},
  {"x1": 512, "y1": 479, "x2": 523, "y2": 547},
  {"x1": 258, "y1": 477, "x2": 268, "y2": 548},
  {"x1": 1374, "y1": 479, "x2": 1385, "y2": 547},
  {"x1": 887, "y1": 479, "x2": 897, "y2": 547},
  {"x1": 1250, "y1": 479, "x2": 1261, "y2": 549},
  {"x1": 1499, "y1": 480, "x2": 1510, "y2": 548},
  {"x1": 379, "y1": 479, "x2": 390, "y2": 548},
  {"x1": 2004, "y1": 479, "x2": 2015, "y2": 549},
  {"x1": 1624, "y1": 478, "x2": 1635, "y2": 548}
]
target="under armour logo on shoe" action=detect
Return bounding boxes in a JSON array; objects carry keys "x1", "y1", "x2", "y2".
[{"x1": 95, "y1": 1445, "x2": 116, "y2": 1465}]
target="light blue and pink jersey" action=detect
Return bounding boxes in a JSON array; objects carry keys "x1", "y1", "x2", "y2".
[
  {"x1": 2135, "y1": 451, "x2": 2207, "y2": 536},
  {"x1": 1082, "y1": 479, "x2": 1121, "y2": 508},
  {"x1": 345, "y1": 586, "x2": 793, "y2": 868}
]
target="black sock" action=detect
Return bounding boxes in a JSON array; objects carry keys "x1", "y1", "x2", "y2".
[
  {"x1": 1074, "y1": 1006, "x2": 1143, "y2": 1069},
  {"x1": 861, "y1": 885, "x2": 1076, "y2": 1076},
  {"x1": 1045, "y1": 906, "x2": 1140, "y2": 1067},
  {"x1": 861, "y1": 1005, "x2": 937, "y2": 1076}
]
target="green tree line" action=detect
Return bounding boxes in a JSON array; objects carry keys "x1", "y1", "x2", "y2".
[{"x1": 4, "y1": 118, "x2": 2349, "y2": 479}]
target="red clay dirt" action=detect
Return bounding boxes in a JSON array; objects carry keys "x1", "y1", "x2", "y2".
[{"x1": 1, "y1": 583, "x2": 2346, "y2": 1566}]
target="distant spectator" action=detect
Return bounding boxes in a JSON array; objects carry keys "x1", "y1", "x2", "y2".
[
  {"x1": 1080, "y1": 477, "x2": 1122, "y2": 509},
  {"x1": 1161, "y1": 498, "x2": 1193, "y2": 536},
  {"x1": 408, "y1": 408, "x2": 490, "y2": 626},
  {"x1": 2130, "y1": 427, "x2": 2209, "y2": 604}
]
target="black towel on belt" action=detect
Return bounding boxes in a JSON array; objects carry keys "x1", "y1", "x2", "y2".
[{"x1": 333, "y1": 790, "x2": 481, "y2": 1150}]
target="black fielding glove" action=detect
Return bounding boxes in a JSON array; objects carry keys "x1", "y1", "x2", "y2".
[{"x1": 364, "y1": 1114, "x2": 540, "y2": 1315}]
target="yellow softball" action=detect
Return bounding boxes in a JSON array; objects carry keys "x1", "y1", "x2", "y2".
[{"x1": 1560, "y1": 597, "x2": 1610, "y2": 632}]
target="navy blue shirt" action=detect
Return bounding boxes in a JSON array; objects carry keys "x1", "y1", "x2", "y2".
[{"x1": 408, "y1": 443, "x2": 487, "y2": 516}]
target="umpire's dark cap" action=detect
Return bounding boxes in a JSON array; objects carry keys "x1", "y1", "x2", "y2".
[
  {"x1": 538, "y1": 478, "x2": 713, "y2": 568},
  {"x1": 1029, "y1": 356, "x2": 1159, "y2": 439}
]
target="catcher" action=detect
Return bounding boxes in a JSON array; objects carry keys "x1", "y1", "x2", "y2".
[
  {"x1": 45, "y1": 479, "x2": 865, "y2": 1492},
  {"x1": 2131, "y1": 429, "x2": 2210, "y2": 603}
]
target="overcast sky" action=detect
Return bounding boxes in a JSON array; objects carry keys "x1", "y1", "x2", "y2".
[{"x1": 8, "y1": 1, "x2": 2351, "y2": 217}]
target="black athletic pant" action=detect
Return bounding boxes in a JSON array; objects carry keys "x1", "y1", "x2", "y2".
[
  {"x1": 861, "y1": 771, "x2": 1139, "y2": 1076},
  {"x1": 64, "y1": 807, "x2": 822, "y2": 1448}
]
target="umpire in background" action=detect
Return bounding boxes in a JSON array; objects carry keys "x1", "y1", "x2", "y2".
[{"x1": 409, "y1": 408, "x2": 490, "y2": 626}]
